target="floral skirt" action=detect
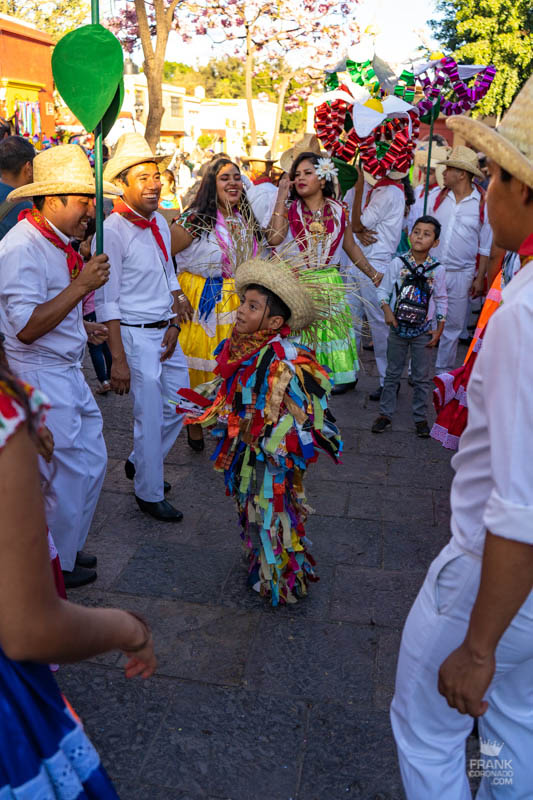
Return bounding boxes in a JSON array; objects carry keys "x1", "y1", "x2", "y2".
[
  {"x1": 178, "y1": 272, "x2": 240, "y2": 388},
  {"x1": 300, "y1": 267, "x2": 358, "y2": 386},
  {"x1": 0, "y1": 648, "x2": 118, "y2": 798}
]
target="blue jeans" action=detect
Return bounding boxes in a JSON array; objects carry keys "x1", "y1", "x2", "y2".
[
  {"x1": 84, "y1": 312, "x2": 112, "y2": 384},
  {"x1": 379, "y1": 328, "x2": 432, "y2": 422}
]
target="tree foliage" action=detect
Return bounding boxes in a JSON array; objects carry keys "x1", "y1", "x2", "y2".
[
  {"x1": 0, "y1": 0, "x2": 90, "y2": 41},
  {"x1": 430, "y1": 0, "x2": 533, "y2": 118}
]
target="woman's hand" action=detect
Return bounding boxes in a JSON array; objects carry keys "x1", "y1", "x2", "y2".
[
  {"x1": 277, "y1": 173, "x2": 292, "y2": 203},
  {"x1": 122, "y1": 612, "x2": 157, "y2": 679}
]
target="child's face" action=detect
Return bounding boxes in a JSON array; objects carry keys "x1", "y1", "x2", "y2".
[
  {"x1": 235, "y1": 289, "x2": 284, "y2": 334},
  {"x1": 411, "y1": 222, "x2": 439, "y2": 254}
]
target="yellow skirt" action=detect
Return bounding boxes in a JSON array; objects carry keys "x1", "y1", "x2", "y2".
[{"x1": 179, "y1": 272, "x2": 240, "y2": 388}]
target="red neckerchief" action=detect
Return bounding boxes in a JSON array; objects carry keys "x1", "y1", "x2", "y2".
[
  {"x1": 287, "y1": 198, "x2": 345, "y2": 265},
  {"x1": 518, "y1": 233, "x2": 533, "y2": 258},
  {"x1": 113, "y1": 199, "x2": 168, "y2": 261},
  {"x1": 18, "y1": 207, "x2": 83, "y2": 281},
  {"x1": 417, "y1": 183, "x2": 437, "y2": 200},
  {"x1": 364, "y1": 177, "x2": 404, "y2": 210},
  {"x1": 215, "y1": 325, "x2": 291, "y2": 379}
]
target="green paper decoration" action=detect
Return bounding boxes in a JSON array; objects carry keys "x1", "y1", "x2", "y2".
[
  {"x1": 102, "y1": 78, "x2": 124, "y2": 139},
  {"x1": 332, "y1": 157, "x2": 359, "y2": 196},
  {"x1": 52, "y1": 24, "x2": 124, "y2": 133},
  {"x1": 420, "y1": 98, "x2": 441, "y2": 125}
]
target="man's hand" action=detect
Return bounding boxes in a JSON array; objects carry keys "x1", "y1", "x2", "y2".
[
  {"x1": 84, "y1": 320, "x2": 108, "y2": 345},
  {"x1": 160, "y1": 325, "x2": 179, "y2": 362},
  {"x1": 358, "y1": 228, "x2": 378, "y2": 247},
  {"x1": 427, "y1": 330, "x2": 441, "y2": 348},
  {"x1": 77, "y1": 254, "x2": 110, "y2": 293},
  {"x1": 383, "y1": 306, "x2": 398, "y2": 327},
  {"x1": 175, "y1": 295, "x2": 194, "y2": 324},
  {"x1": 36, "y1": 425, "x2": 54, "y2": 462},
  {"x1": 438, "y1": 641, "x2": 494, "y2": 716},
  {"x1": 470, "y1": 274, "x2": 486, "y2": 298},
  {"x1": 110, "y1": 355, "x2": 130, "y2": 395}
]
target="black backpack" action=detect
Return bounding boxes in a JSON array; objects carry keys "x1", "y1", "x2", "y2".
[{"x1": 394, "y1": 256, "x2": 439, "y2": 327}]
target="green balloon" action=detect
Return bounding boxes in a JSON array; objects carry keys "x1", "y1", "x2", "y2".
[
  {"x1": 102, "y1": 78, "x2": 124, "y2": 139},
  {"x1": 52, "y1": 24, "x2": 124, "y2": 133}
]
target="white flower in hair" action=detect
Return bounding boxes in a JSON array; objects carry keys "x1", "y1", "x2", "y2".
[{"x1": 314, "y1": 157, "x2": 338, "y2": 182}]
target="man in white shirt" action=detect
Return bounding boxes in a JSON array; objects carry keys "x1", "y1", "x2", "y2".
[
  {"x1": 96, "y1": 133, "x2": 189, "y2": 522},
  {"x1": 349, "y1": 167, "x2": 406, "y2": 400},
  {"x1": 0, "y1": 144, "x2": 120, "y2": 588},
  {"x1": 391, "y1": 76, "x2": 533, "y2": 797},
  {"x1": 428, "y1": 146, "x2": 492, "y2": 374}
]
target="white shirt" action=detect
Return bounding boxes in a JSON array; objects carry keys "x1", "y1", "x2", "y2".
[
  {"x1": 0, "y1": 217, "x2": 87, "y2": 369},
  {"x1": 428, "y1": 185, "x2": 492, "y2": 271},
  {"x1": 356, "y1": 183, "x2": 405, "y2": 266},
  {"x1": 449, "y1": 258, "x2": 533, "y2": 555},
  {"x1": 95, "y1": 209, "x2": 179, "y2": 324},
  {"x1": 377, "y1": 254, "x2": 448, "y2": 322}
]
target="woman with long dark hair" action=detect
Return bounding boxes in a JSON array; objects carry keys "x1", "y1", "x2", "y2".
[
  {"x1": 0, "y1": 344, "x2": 156, "y2": 798},
  {"x1": 266, "y1": 150, "x2": 382, "y2": 392},
  {"x1": 170, "y1": 157, "x2": 263, "y2": 450}
]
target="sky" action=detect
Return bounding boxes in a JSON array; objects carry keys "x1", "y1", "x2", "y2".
[{"x1": 162, "y1": 0, "x2": 439, "y2": 71}]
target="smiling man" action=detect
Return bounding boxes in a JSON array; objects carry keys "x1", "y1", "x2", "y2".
[
  {"x1": 0, "y1": 144, "x2": 121, "y2": 588},
  {"x1": 96, "y1": 133, "x2": 189, "y2": 522}
]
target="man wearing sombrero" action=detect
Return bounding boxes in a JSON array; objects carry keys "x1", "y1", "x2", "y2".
[
  {"x1": 426, "y1": 144, "x2": 492, "y2": 375},
  {"x1": 96, "y1": 132, "x2": 189, "y2": 522},
  {"x1": 391, "y1": 75, "x2": 533, "y2": 797},
  {"x1": 0, "y1": 143, "x2": 120, "y2": 587}
]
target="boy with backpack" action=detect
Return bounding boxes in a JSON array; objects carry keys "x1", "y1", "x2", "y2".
[{"x1": 371, "y1": 215, "x2": 447, "y2": 437}]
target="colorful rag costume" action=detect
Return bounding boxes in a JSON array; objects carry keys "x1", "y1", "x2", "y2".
[
  {"x1": 190, "y1": 326, "x2": 342, "y2": 605},
  {"x1": 280, "y1": 197, "x2": 358, "y2": 386},
  {"x1": 431, "y1": 242, "x2": 533, "y2": 449},
  {"x1": 174, "y1": 209, "x2": 260, "y2": 387},
  {"x1": 0, "y1": 381, "x2": 118, "y2": 799}
]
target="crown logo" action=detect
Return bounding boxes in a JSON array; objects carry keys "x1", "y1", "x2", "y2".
[{"x1": 480, "y1": 738, "x2": 504, "y2": 757}]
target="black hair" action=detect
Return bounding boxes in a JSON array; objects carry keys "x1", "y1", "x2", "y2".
[
  {"x1": 185, "y1": 157, "x2": 262, "y2": 238},
  {"x1": 500, "y1": 167, "x2": 513, "y2": 182},
  {"x1": 0, "y1": 135, "x2": 35, "y2": 176},
  {"x1": 33, "y1": 195, "x2": 69, "y2": 211},
  {"x1": 116, "y1": 167, "x2": 131, "y2": 186},
  {"x1": 402, "y1": 174, "x2": 415, "y2": 207},
  {"x1": 244, "y1": 283, "x2": 291, "y2": 322},
  {"x1": 413, "y1": 214, "x2": 441, "y2": 239},
  {"x1": 289, "y1": 151, "x2": 335, "y2": 201}
]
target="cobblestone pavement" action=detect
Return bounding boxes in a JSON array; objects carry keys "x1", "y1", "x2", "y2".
[{"x1": 58, "y1": 345, "x2": 477, "y2": 800}]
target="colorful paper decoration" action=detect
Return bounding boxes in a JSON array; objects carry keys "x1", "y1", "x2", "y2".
[{"x1": 417, "y1": 57, "x2": 496, "y2": 118}]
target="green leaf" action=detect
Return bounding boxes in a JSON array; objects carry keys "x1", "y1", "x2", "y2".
[{"x1": 102, "y1": 78, "x2": 124, "y2": 139}]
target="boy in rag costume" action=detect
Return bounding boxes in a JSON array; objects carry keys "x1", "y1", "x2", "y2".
[{"x1": 178, "y1": 257, "x2": 343, "y2": 605}]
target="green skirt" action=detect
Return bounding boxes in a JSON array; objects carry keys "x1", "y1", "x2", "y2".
[{"x1": 300, "y1": 266, "x2": 358, "y2": 386}]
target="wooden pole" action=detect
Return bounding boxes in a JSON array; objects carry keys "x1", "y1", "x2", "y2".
[{"x1": 91, "y1": 0, "x2": 104, "y2": 255}]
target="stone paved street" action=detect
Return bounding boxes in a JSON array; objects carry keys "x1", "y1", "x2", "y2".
[{"x1": 57, "y1": 345, "x2": 474, "y2": 799}]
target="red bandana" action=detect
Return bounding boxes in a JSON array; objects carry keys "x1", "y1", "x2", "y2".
[
  {"x1": 364, "y1": 177, "x2": 404, "y2": 210},
  {"x1": 216, "y1": 326, "x2": 291, "y2": 379},
  {"x1": 18, "y1": 207, "x2": 83, "y2": 281},
  {"x1": 113, "y1": 199, "x2": 168, "y2": 261}
]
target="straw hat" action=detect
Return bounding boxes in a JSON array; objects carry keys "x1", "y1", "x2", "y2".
[
  {"x1": 104, "y1": 132, "x2": 168, "y2": 183},
  {"x1": 279, "y1": 133, "x2": 321, "y2": 173},
  {"x1": 446, "y1": 74, "x2": 533, "y2": 189},
  {"x1": 235, "y1": 257, "x2": 320, "y2": 331},
  {"x1": 414, "y1": 144, "x2": 451, "y2": 170},
  {"x1": 437, "y1": 145, "x2": 484, "y2": 179},
  {"x1": 7, "y1": 144, "x2": 122, "y2": 201}
]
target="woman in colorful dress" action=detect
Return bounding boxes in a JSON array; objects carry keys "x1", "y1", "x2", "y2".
[
  {"x1": 170, "y1": 157, "x2": 263, "y2": 450},
  {"x1": 0, "y1": 351, "x2": 156, "y2": 798},
  {"x1": 265, "y1": 151, "x2": 382, "y2": 392}
]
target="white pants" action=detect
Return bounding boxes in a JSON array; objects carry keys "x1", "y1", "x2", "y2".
[
  {"x1": 346, "y1": 266, "x2": 389, "y2": 384},
  {"x1": 17, "y1": 364, "x2": 107, "y2": 572},
  {"x1": 391, "y1": 538, "x2": 533, "y2": 799},
  {"x1": 121, "y1": 326, "x2": 189, "y2": 502},
  {"x1": 436, "y1": 268, "x2": 475, "y2": 374}
]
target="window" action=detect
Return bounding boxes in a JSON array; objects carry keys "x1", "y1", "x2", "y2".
[{"x1": 171, "y1": 97, "x2": 183, "y2": 118}]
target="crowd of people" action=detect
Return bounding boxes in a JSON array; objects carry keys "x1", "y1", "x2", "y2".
[{"x1": 0, "y1": 71, "x2": 532, "y2": 797}]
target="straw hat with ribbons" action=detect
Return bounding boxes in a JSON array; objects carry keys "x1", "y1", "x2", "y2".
[
  {"x1": 279, "y1": 133, "x2": 322, "y2": 174},
  {"x1": 437, "y1": 144, "x2": 484, "y2": 179},
  {"x1": 103, "y1": 132, "x2": 168, "y2": 183},
  {"x1": 8, "y1": 143, "x2": 122, "y2": 201},
  {"x1": 446, "y1": 74, "x2": 533, "y2": 189}
]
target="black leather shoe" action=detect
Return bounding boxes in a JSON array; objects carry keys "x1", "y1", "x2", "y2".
[
  {"x1": 369, "y1": 386, "x2": 382, "y2": 401},
  {"x1": 76, "y1": 550, "x2": 97, "y2": 568},
  {"x1": 187, "y1": 426, "x2": 205, "y2": 452},
  {"x1": 135, "y1": 496, "x2": 183, "y2": 522},
  {"x1": 125, "y1": 460, "x2": 170, "y2": 493},
  {"x1": 62, "y1": 565, "x2": 97, "y2": 589},
  {"x1": 331, "y1": 379, "x2": 358, "y2": 396}
]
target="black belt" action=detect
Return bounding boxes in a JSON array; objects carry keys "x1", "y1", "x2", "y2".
[{"x1": 120, "y1": 319, "x2": 170, "y2": 329}]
